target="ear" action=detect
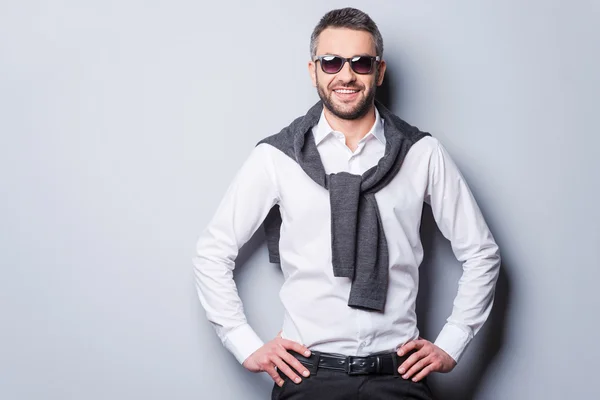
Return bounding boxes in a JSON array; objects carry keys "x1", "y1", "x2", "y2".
[
  {"x1": 308, "y1": 60, "x2": 317, "y2": 87},
  {"x1": 376, "y1": 60, "x2": 387, "y2": 87}
]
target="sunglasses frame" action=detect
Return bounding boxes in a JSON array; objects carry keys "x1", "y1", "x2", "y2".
[{"x1": 313, "y1": 54, "x2": 381, "y2": 75}]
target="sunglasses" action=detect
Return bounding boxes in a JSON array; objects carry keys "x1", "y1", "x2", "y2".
[{"x1": 314, "y1": 55, "x2": 381, "y2": 74}]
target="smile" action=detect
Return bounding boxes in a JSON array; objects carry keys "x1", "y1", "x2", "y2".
[{"x1": 334, "y1": 89, "x2": 359, "y2": 94}]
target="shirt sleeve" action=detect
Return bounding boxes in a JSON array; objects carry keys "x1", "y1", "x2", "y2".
[
  {"x1": 192, "y1": 143, "x2": 280, "y2": 364},
  {"x1": 424, "y1": 138, "x2": 501, "y2": 363}
]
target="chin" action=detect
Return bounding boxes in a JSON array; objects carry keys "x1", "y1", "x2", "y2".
[
  {"x1": 331, "y1": 99, "x2": 361, "y2": 112},
  {"x1": 333, "y1": 103, "x2": 367, "y2": 119}
]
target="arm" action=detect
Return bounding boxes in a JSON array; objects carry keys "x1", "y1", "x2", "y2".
[
  {"x1": 192, "y1": 143, "x2": 279, "y2": 364},
  {"x1": 426, "y1": 138, "x2": 501, "y2": 362},
  {"x1": 193, "y1": 143, "x2": 312, "y2": 387},
  {"x1": 398, "y1": 137, "x2": 501, "y2": 380}
]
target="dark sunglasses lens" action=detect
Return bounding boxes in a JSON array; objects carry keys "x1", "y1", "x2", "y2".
[
  {"x1": 351, "y1": 56, "x2": 374, "y2": 74},
  {"x1": 352, "y1": 57, "x2": 373, "y2": 74},
  {"x1": 321, "y1": 56, "x2": 343, "y2": 73}
]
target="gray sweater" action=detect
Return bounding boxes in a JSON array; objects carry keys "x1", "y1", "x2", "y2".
[{"x1": 258, "y1": 100, "x2": 430, "y2": 312}]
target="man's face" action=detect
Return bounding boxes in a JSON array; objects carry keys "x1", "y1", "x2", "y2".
[{"x1": 309, "y1": 28, "x2": 386, "y2": 120}]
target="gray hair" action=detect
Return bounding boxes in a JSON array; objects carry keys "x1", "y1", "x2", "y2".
[{"x1": 310, "y1": 8, "x2": 384, "y2": 59}]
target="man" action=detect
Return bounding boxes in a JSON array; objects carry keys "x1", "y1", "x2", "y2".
[{"x1": 193, "y1": 7, "x2": 500, "y2": 400}]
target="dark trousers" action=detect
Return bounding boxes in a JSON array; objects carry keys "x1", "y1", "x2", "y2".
[{"x1": 271, "y1": 360, "x2": 435, "y2": 400}]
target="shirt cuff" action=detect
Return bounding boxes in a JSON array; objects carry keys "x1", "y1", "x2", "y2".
[
  {"x1": 223, "y1": 323, "x2": 265, "y2": 364},
  {"x1": 433, "y1": 323, "x2": 472, "y2": 363}
]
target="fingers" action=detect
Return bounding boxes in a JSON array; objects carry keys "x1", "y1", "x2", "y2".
[
  {"x1": 267, "y1": 337, "x2": 312, "y2": 386},
  {"x1": 265, "y1": 365, "x2": 285, "y2": 387},
  {"x1": 398, "y1": 343, "x2": 427, "y2": 375},
  {"x1": 245, "y1": 336, "x2": 312, "y2": 387},
  {"x1": 280, "y1": 338, "x2": 311, "y2": 357},
  {"x1": 412, "y1": 364, "x2": 435, "y2": 382},
  {"x1": 397, "y1": 338, "x2": 424, "y2": 356},
  {"x1": 396, "y1": 339, "x2": 455, "y2": 381},
  {"x1": 263, "y1": 350, "x2": 307, "y2": 387},
  {"x1": 278, "y1": 348, "x2": 310, "y2": 378},
  {"x1": 401, "y1": 354, "x2": 432, "y2": 380},
  {"x1": 273, "y1": 357, "x2": 303, "y2": 385}
]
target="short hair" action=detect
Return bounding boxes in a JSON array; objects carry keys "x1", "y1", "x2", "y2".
[{"x1": 310, "y1": 7, "x2": 384, "y2": 59}]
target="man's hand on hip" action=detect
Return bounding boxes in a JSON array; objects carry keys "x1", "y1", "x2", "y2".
[
  {"x1": 242, "y1": 333, "x2": 311, "y2": 387},
  {"x1": 396, "y1": 338, "x2": 457, "y2": 382}
]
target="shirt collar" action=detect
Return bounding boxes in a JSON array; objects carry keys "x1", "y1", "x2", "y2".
[{"x1": 312, "y1": 107, "x2": 386, "y2": 146}]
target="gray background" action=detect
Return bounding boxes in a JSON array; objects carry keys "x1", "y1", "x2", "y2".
[{"x1": 1, "y1": 1, "x2": 598, "y2": 399}]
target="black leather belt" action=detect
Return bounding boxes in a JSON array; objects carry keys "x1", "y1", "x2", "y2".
[{"x1": 288, "y1": 350, "x2": 410, "y2": 376}]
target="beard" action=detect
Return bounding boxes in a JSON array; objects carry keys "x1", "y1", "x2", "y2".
[{"x1": 316, "y1": 74, "x2": 377, "y2": 120}]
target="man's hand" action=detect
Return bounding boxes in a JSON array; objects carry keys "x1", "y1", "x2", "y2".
[
  {"x1": 396, "y1": 338, "x2": 457, "y2": 382},
  {"x1": 242, "y1": 333, "x2": 312, "y2": 387}
]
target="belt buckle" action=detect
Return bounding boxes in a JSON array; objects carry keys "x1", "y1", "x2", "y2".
[{"x1": 346, "y1": 356, "x2": 370, "y2": 375}]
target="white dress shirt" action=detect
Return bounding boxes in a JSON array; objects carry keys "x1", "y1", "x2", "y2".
[{"x1": 193, "y1": 108, "x2": 501, "y2": 365}]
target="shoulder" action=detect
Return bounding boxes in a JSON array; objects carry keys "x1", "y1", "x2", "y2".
[
  {"x1": 254, "y1": 115, "x2": 304, "y2": 162},
  {"x1": 403, "y1": 135, "x2": 455, "y2": 173},
  {"x1": 412, "y1": 136, "x2": 465, "y2": 182},
  {"x1": 258, "y1": 115, "x2": 304, "y2": 146},
  {"x1": 251, "y1": 141, "x2": 297, "y2": 171},
  {"x1": 249, "y1": 142, "x2": 284, "y2": 166},
  {"x1": 398, "y1": 132, "x2": 442, "y2": 162},
  {"x1": 411, "y1": 135, "x2": 442, "y2": 153}
]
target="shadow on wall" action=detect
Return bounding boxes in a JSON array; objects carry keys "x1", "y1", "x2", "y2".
[
  {"x1": 375, "y1": 61, "x2": 397, "y2": 112},
  {"x1": 417, "y1": 204, "x2": 512, "y2": 400}
]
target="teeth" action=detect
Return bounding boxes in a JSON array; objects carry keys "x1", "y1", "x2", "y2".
[{"x1": 335, "y1": 89, "x2": 358, "y2": 94}]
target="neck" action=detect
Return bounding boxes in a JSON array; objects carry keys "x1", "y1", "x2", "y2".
[{"x1": 323, "y1": 103, "x2": 377, "y2": 148}]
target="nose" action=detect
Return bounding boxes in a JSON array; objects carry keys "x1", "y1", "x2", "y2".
[{"x1": 336, "y1": 59, "x2": 357, "y2": 83}]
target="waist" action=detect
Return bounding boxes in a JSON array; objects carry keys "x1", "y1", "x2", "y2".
[{"x1": 287, "y1": 349, "x2": 413, "y2": 376}]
